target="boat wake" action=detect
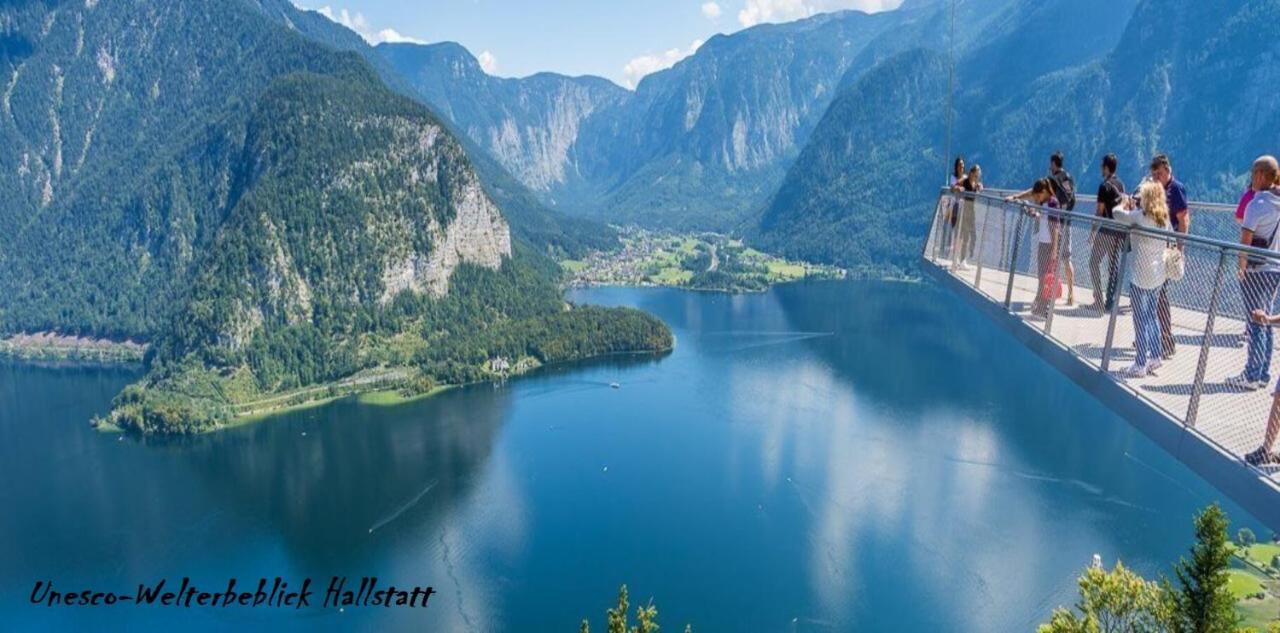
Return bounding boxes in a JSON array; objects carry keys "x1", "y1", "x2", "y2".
[
  {"x1": 706, "y1": 331, "x2": 835, "y2": 353},
  {"x1": 369, "y1": 479, "x2": 438, "y2": 534}
]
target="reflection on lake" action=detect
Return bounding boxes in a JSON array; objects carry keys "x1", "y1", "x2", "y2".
[{"x1": 0, "y1": 281, "x2": 1256, "y2": 631}]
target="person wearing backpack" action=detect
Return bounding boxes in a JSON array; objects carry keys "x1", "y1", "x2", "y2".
[
  {"x1": 1013, "y1": 152, "x2": 1079, "y2": 305},
  {"x1": 1007, "y1": 179, "x2": 1062, "y2": 318},
  {"x1": 1227, "y1": 156, "x2": 1280, "y2": 391},
  {"x1": 1088, "y1": 153, "x2": 1126, "y2": 312},
  {"x1": 1048, "y1": 152, "x2": 1078, "y2": 306}
]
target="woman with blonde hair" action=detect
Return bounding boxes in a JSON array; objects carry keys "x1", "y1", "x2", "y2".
[{"x1": 1112, "y1": 181, "x2": 1171, "y2": 377}]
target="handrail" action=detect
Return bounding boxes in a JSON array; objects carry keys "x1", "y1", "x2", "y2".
[
  {"x1": 923, "y1": 187, "x2": 1280, "y2": 529},
  {"x1": 979, "y1": 187, "x2": 1239, "y2": 213},
  {"x1": 939, "y1": 188, "x2": 1270, "y2": 260}
]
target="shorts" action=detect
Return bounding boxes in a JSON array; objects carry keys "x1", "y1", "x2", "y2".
[{"x1": 1059, "y1": 220, "x2": 1074, "y2": 259}]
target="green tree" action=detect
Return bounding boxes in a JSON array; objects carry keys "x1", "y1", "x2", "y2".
[
  {"x1": 581, "y1": 585, "x2": 687, "y2": 633},
  {"x1": 1036, "y1": 561, "x2": 1175, "y2": 633},
  {"x1": 1238, "y1": 529, "x2": 1257, "y2": 549},
  {"x1": 1171, "y1": 504, "x2": 1240, "y2": 633}
]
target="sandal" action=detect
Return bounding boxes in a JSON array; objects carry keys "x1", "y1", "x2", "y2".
[{"x1": 1244, "y1": 448, "x2": 1280, "y2": 467}]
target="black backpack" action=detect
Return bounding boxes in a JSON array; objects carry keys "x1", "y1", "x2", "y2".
[{"x1": 1050, "y1": 170, "x2": 1077, "y2": 211}]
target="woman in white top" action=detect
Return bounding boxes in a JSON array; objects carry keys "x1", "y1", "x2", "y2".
[{"x1": 1112, "y1": 181, "x2": 1170, "y2": 377}]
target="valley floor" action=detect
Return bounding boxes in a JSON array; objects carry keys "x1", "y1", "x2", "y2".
[{"x1": 561, "y1": 227, "x2": 845, "y2": 293}]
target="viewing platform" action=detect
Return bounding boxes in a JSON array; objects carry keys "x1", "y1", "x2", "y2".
[{"x1": 923, "y1": 188, "x2": 1280, "y2": 529}]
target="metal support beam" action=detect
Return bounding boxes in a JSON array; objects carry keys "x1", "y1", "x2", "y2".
[{"x1": 1187, "y1": 251, "x2": 1229, "y2": 428}]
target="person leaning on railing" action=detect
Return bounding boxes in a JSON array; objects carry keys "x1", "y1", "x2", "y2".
[
  {"x1": 1111, "y1": 181, "x2": 1172, "y2": 377},
  {"x1": 1088, "y1": 153, "x2": 1127, "y2": 312},
  {"x1": 1226, "y1": 156, "x2": 1280, "y2": 392},
  {"x1": 1007, "y1": 179, "x2": 1062, "y2": 318},
  {"x1": 1011, "y1": 152, "x2": 1080, "y2": 305}
]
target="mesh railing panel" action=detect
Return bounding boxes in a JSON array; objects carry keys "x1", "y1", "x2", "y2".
[{"x1": 923, "y1": 189, "x2": 1280, "y2": 480}]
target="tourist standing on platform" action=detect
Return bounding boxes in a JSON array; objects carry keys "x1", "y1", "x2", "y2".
[
  {"x1": 1047, "y1": 152, "x2": 1079, "y2": 306},
  {"x1": 952, "y1": 165, "x2": 983, "y2": 270},
  {"x1": 1242, "y1": 364, "x2": 1280, "y2": 465},
  {"x1": 1227, "y1": 156, "x2": 1280, "y2": 391},
  {"x1": 1089, "y1": 154, "x2": 1126, "y2": 312},
  {"x1": 1112, "y1": 181, "x2": 1170, "y2": 378},
  {"x1": 1012, "y1": 153, "x2": 1079, "y2": 305},
  {"x1": 1150, "y1": 154, "x2": 1189, "y2": 358},
  {"x1": 943, "y1": 157, "x2": 966, "y2": 259},
  {"x1": 1242, "y1": 298, "x2": 1280, "y2": 465},
  {"x1": 1237, "y1": 188, "x2": 1256, "y2": 226},
  {"x1": 1008, "y1": 179, "x2": 1062, "y2": 318}
]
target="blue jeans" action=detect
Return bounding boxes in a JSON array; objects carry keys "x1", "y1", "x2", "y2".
[
  {"x1": 1130, "y1": 284, "x2": 1161, "y2": 367},
  {"x1": 1243, "y1": 270, "x2": 1280, "y2": 382}
]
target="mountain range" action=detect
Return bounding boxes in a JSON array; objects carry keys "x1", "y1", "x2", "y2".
[
  {"x1": 378, "y1": 8, "x2": 925, "y2": 229},
  {"x1": 0, "y1": 0, "x2": 669, "y2": 433},
  {"x1": 3, "y1": 0, "x2": 1277, "y2": 431}
]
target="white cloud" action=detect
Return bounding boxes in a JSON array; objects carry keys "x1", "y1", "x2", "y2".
[
  {"x1": 701, "y1": 2, "x2": 723, "y2": 19},
  {"x1": 622, "y1": 39, "x2": 704, "y2": 90},
  {"x1": 311, "y1": 5, "x2": 425, "y2": 45},
  {"x1": 477, "y1": 51, "x2": 499, "y2": 74},
  {"x1": 738, "y1": 0, "x2": 903, "y2": 28}
]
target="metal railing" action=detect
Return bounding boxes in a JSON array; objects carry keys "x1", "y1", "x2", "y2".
[{"x1": 924, "y1": 187, "x2": 1280, "y2": 478}]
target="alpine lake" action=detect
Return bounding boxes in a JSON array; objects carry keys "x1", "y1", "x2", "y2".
[{"x1": 0, "y1": 281, "x2": 1264, "y2": 631}]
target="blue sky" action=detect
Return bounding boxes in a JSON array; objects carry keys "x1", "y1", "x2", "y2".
[{"x1": 295, "y1": 0, "x2": 903, "y2": 88}]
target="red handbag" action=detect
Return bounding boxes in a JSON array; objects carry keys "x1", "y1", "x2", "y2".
[{"x1": 1041, "y1": 258, "x2": 1063, "y2": 301}]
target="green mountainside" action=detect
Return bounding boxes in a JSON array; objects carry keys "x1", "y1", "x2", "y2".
[
  {"x1": 755, "y1": 49, "x2": 949, "y2": 275},
  {"x1": 756, "y1": 0, "x2": 1272, "y2": 273},
  {"x1": 0, "y1": 0, "x2": 671, "y2": 434}
]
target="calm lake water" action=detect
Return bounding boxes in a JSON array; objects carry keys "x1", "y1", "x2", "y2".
[{"x1": 0, "y1": 281, "x2": 1260, "y2": 631}]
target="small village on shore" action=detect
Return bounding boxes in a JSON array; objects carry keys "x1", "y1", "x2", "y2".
[{"x1": 561, "y1": 226, "x2": 846, "y2": 293}]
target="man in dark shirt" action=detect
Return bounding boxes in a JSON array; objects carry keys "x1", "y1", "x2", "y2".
[
  {"x1": 1151, "y1": 153, "x2": 1189, "y2": 358},
  {"x1": 1088, "y1": 153, "x2": 1126, "y2": 311}
]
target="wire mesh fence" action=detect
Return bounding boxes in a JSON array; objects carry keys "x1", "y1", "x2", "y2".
[{"x1": 924, "y1": 189, "x2": 1280, "y2": 478}]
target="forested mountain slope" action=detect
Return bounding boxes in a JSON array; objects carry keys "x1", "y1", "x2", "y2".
[
  {"x1": 113, "y1": 71, "x2": 671, "y2": 433},
  {"x1": 755, "y1": 49, "x2": 949, "y2": 274},
  {"x1": 0, "y1": 0, "x2": 671, "y2": 433},
  {"x1": 755, "y1": 0, "x2": 1275, "y2": 275}
]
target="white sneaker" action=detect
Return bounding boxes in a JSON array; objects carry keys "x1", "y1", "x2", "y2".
[
  {"x1": 1122, "y1": 363, "x2": 1148, "y2": 378},
  {"x1": 1226, "y1": 373, "x2": 1266, "y2": 391},
  {"x1": 1145, "y1": 359, "x2": 1163, "y2": 375},
  {"x1": 956, "y1": 262, "x2": 971, "y2": 272}
]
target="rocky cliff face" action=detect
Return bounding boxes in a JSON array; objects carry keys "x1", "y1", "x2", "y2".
[
  {"x1": 379, "y1": 168, "x2": 512, "y2": 304},
  {"x1": 376, "y1": 10, "x2": 905, "y2": 229},
  {"x1": 379, "y1": 42, "x2": 629, "y2": 194}
]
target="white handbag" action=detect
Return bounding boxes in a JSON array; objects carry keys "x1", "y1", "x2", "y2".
[{"x1": 1164, "y1": 246, "x2": 1185, "y2": 281}]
